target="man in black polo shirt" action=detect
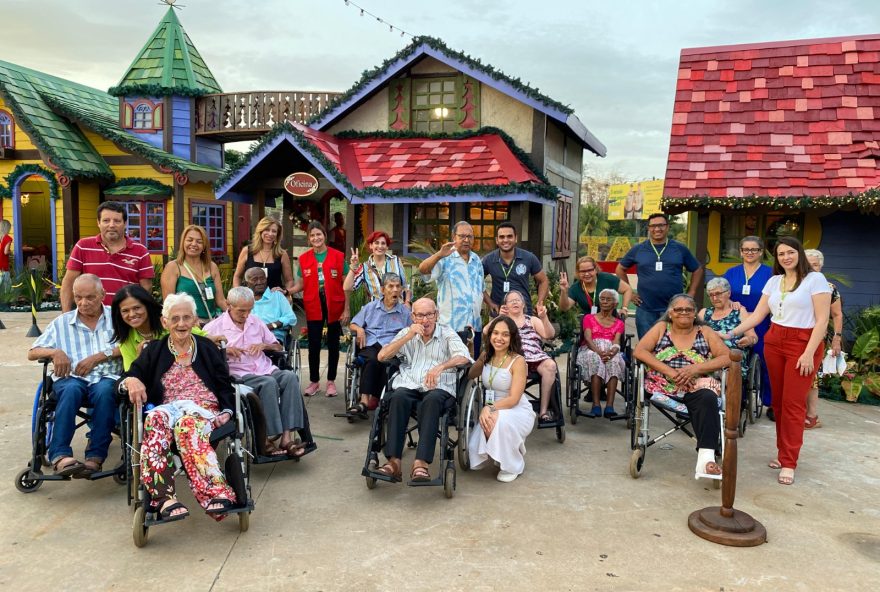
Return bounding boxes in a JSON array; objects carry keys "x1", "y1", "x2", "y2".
[{"x1": 482, "y1": 223, "x2": 549, "y2": 315}]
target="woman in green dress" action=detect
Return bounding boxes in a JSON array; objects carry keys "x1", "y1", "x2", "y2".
[{"x1": 160, "y1": 225, "x2": 227, "y2": 324}]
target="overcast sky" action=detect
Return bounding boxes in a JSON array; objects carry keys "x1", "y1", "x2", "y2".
[{"x1": 4, "y1": 0, "x2": 879, "y2": 182}]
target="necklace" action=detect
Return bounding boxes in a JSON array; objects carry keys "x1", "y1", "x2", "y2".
[{"x1": 168, "y1": 335, "x2": 194, "y2": 361}]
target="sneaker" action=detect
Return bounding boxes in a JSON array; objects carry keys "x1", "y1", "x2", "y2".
[
  {"x1": 497, "y1": 470, "x2": 518, "y2": 483},
  {"x1": 325, "y1": 382, "x2": 338, "y2": 397},
  {"x1": 304, "y1": 382, "x2": 320, "y2": 397}
]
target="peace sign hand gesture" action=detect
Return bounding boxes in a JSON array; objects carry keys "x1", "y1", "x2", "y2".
[
  {"x1": 349, "y1": 248, "x2": 360, "y2": 269},
  {"x1": 559, "y1": 271, "x2": 570, "y2": 291}
]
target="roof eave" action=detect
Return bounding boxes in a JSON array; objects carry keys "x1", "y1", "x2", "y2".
[{"x1": 350, "y1": 189, "x2": 555, "y2": 205}]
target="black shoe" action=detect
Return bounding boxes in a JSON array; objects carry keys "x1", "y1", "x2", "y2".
[{"x1": 766, "y1": 408, "x2": 775, "y2": 422}]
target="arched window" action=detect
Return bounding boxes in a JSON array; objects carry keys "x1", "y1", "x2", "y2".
[
  {"x1": 133, "y1": 103, "x2": 153, "y2": 129},
  {"x1": 0, "y1": 111, "x2": 14, "y2": 148}
]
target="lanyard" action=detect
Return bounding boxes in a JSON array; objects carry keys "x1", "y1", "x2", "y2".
[
  {"x1": 650, "y1": 240, "x2": 669, "y2": 260},
  {"x1": 500, "y1": 256, "x2": 516, "y2": 280},
  {"x1": 487, "y1": 352, "x2": 509, "y2": 389},
  {"x1": 743, "y1": 264, "x2": 758, "y2": 286},
  {"x1": 580, "y1": 281, "x2": 598, "y2": 308},
  {"x1": 182, "y1": 261, "x2": 205, "y2": 283},
  {"x1": 777, "y1": 276, "x2": 794, "y2": 316}
]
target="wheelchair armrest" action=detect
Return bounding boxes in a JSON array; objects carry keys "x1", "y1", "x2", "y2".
[{"x1": 209, "y1": 420, "x2": 236, "y2": 446}]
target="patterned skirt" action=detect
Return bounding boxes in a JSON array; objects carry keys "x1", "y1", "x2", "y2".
[{"x1": 576, "y1": 339, "x2": 626, "y2": 382}]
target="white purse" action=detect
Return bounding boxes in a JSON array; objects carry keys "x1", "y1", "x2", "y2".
[{"x1": 821, "y1": 351, "x2": 847, "y2": 376}]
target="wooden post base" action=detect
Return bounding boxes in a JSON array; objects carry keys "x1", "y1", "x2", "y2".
[{"x1": 688, "y1": 507, "x2": 767, "y2": 547}]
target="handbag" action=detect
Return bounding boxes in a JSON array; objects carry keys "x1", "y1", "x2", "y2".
[{"x1": 821, "y1": 350, "x2": 847, "y2": 376}]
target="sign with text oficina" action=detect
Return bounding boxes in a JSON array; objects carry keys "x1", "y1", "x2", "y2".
[{"x1": 284, "y1": 172, "x2": 319, "y2": 197}]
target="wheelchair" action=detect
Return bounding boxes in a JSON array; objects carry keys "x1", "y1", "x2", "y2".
[
  {"x1": 271, "y1": 324, "x2": 301, "y2": 374},
  {"x1": 121, "y1": 383, "x2": 255, "y2": 547},
  {"x1": 334, "y1": 331, "x2": 373, "y2": 422},
  {"x1": 15, "y1": 360, "x2": 126, "y2": 493},
  {"x1": 741, "y1": 350, "x2": 764, "y2": 434},
  {"x1": 628, "y1": 362, "x2": 735, "y2": 487},
  {"x1": 565, "y1": 323, "x2": 636, "y2": 427},
  {"x1": 361, "y1": 331, "x2": 473, "y2": 499},
  {"x1": 525, "y1": 356, "x2": 566, "y2": 443}
]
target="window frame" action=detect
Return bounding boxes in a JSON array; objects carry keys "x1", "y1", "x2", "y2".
[
  {"x1": 465, "y1": 201, "x2": 511, "y2": 254},
  {"x1": 122, "y1": 200, "x2": 167, "y2": 254},
  {"x1": 0, "y1": 109, "x2": 14, "y2": 149},
  {"x1": 190, "y1": 200, "x2": 226, "y2": 255},
  {"x1": 410, "y1": 76, "x2": 460, "y2": 134}
]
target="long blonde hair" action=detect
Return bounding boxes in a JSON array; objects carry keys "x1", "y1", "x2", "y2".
[
  {"x1": 249, "y1": 217, "x2": 283, "y2": 259},
  {"x1": 176, "y1": 225, "x2": 212, "y2": 269},
  {"x1": 0, "y1": 219, "x2": 10, "y2": 237}
]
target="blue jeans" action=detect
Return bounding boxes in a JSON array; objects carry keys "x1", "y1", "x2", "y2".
[
  {"x1": 48, "y1": 377, "x2": 116, "y2": 464},
  {"x1": 635, "y1": 308, "x2": 665, "y2": 340}
]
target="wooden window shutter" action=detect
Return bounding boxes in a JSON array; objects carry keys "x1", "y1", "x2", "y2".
[
  {"x1": 553, "y1": 194, "x2": 572, "y2": 259},
  {"x1": 123, "y1": 103, "x2": 133, "y2": 128},
  {"x1": 153, "y1": 103, "x2": 164, "y2": 130},
  {"x1": 388, "y1": 78, "x2": 411, "y2": 131}
]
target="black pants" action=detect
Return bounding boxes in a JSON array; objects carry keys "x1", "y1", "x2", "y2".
[
  {"x1": 384, "y1": 387, "x2": 452, "y2": 463},
  {"x1": 357, "y1": 343, "x2": 385, "y2": 397},
  {"x1": 306, "y1": 291, "x2": 341, "y2": 383},
  {"x1": 682, "y1": 389, "x2": 721, "y2": 450}
]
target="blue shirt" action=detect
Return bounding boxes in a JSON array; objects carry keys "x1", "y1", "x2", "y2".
[
  {"x1": 31, "y1": 306, "x2": 122, "y2": 384},
  {"x1": 351, "y1": 299, "x2": 412, "y2": 347},
  {"x1": 482, "y1": 247, "x2": 542, "y2": 313},
  {"x1": 723, "y1": 263, "x2": 773, "y2": 339},
  {"x1": 427, "y1": 250, "x2": 484, "y2": 331},
  {"x1": 251, "y1": 289, "x2": 297, "y2": 342},
  {"x1": 619, "y1": 239, "x2": 700, "y2": 311}
]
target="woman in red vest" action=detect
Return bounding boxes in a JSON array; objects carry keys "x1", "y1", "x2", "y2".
[{"x1": 294, "y1": 221, "x2": 349, "y2": 396}]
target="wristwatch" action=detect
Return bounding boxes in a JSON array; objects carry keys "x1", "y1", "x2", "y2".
[{"x1": 103, "y1": 347, "x2": 113, "y2": 360}]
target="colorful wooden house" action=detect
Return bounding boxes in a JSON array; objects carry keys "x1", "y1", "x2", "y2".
[
  {"x1": 0, "y1": 8, "x2": 228, "y2": 281},
  {"x1": 661, "y1": 34, "x2": 880, "y2": 308},
  {"x1": 214, "y1": 36, "x2": 606, "y2": 265}
]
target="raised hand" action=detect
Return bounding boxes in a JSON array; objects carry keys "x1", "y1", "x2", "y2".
[
  {"x1": 349, "y1": 248, "x2": 360, "y2": 269},
  {"x1": 438, "y1": 241, "x2": 456, "y2": 257},
  {"x1": 559, "y1": 271, "x2": 570, "y2": 291}
]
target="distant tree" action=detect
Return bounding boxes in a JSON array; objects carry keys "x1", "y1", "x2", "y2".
[
  {"x1": 223, "y1": 148, "x2": 246, "y2": 169},
  {"x1": 579, "y1": 202, "x2": 608, "y2": 236}
]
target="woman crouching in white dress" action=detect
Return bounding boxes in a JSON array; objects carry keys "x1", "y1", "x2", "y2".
[{"x1": 467, "y1": 315, "x2": 536, "y2": 482}]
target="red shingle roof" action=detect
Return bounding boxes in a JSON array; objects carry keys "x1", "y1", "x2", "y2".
[
  {"x1": 663, "y1": 34, "x2": 880, "y2": 202},
  {"x1": 294, "y1": 124, "x2": 539, "y2": 190}
]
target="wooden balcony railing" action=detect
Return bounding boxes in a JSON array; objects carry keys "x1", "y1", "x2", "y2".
[{"x1": 194, "y1": 91, "x2": 341, "y2": 141}]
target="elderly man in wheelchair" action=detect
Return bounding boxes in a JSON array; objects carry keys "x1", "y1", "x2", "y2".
[
  {"x1": 372, "y1": 298, "x2": 472, "y2": 483},
  {"x1": 28, "y1": 274, "x2": 122, "y2": 478},
  {"x1": 634, "y1": 294, "x2": 731, "y2": 480}
]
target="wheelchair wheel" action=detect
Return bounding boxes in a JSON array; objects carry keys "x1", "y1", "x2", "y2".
[
  {"x1": 132, "y1": 506, "x2": 149, "y2": 548},
  {"x1": 224, "y1": 453, "x2": 248, "y2": 509},
  {"x1": 239, "y1": 511, "x2": 250, "y2": 532},
  {"x1": 112, "y1": 470, "x2": 127, "y2": 485},
  {"x1": 457, "y1": 380, "x2": 481, "y2": 471},
  {"x1": 747, "y1": 355, "x2": 763, "y2": 423},
  {"x1": 556, "y1": 425, "x2": 565, "y2": 443},
  {"x1": 629, "y1": 448, "x2": 644, "y2": 479},
  {"x1": 15, "y1": 468, "x2": 42, "y2": 493},
  {"x1": 443, "y1": 465, "x2": 455, "y2": 499},
  {"x1": 365, "y1": 475, "x2": 378, "y2": 490}
]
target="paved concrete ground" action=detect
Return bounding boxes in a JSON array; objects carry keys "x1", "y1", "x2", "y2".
[{"x1": 1, "y1": 311, "x2": 878, "y2": 591}]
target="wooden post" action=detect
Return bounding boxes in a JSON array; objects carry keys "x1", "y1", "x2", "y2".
[{"x1": 688, "y1": 349, "x2": 767, "y2": 546}]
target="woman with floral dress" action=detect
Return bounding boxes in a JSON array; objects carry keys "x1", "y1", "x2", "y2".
[
  {"x1": 576, "y1": 289, "x2": 627, "y2": 418},
  {"x1": 121, "y1": 293, "x2": 237, "y2": 522}
]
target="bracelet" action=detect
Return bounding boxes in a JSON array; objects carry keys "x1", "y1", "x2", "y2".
[{"x1": 833, "y1": 332, "x2": 842, "y2": 337}]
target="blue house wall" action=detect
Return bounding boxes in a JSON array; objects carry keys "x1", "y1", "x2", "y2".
[
  {"x1": 171, "y1": 96, "x2": 191, "y2": 160},
  {"x1": 818, "y1": 210, "x2": 880, "y2": 311},
  {"x1": 195, "y1": 136, "x2": 223, "y2": 168}
]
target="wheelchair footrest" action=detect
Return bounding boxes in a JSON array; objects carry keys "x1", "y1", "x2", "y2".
[
  {"x1": 407, "y1": 475, "x2": 443, "y2": 487},
  {"x1": 362, "y1": 467, "x2": 401, "y2": 484}
]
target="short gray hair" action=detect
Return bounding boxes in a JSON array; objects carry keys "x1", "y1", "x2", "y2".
[
  {"x1": 598, "y1": 288, "x2": 619, "y2": 305},
  {"x1": 804, "y1": 249, "x2": 824, "y2": 267},
  {"x1": 227, "y1": 286, "x2": 255, "y2": 305},
  {"x1": 243, "y1": 267, "x2": 265, "y2": 282},
  {"x1": 705, "y1": 277, "x2": 731, "y2": 293},
  {"x1": 740, "y1": 235, "x2": 763, "y2": 249},
  {"x1": 381, "y1": 272, "x2": 402, "y2": 287},
  {"x1": 73, "y1": 273, "x2": 104, "y2": 294},
  {"x1": 162, "y1": 292, "x2": 197, "y2": 318},
  {"x1": 452, "y1": 221, "x2": 472, "y2": 235}
]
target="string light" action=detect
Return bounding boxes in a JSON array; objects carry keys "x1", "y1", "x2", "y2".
[{"x1": 343, "y1": 0, "x2": 414, "y2": 38}]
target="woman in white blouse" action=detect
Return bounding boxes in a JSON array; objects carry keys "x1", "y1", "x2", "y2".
[{"x1": 728, "y1": 236, "x2": 831, "y2": 486}]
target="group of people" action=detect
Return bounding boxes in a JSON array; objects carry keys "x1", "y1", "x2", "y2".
[{"x1": 28, "y1": 203, "x2": 841, "y2": 514}]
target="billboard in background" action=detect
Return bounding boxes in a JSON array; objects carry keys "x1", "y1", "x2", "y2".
[{"x1": 607, "y1": 179, "x2": 664, "y2": 220}]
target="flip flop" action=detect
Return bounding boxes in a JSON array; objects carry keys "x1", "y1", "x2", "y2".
[
  {"x1": 205, "y1": 497, "x2": 236, "y2": 514},
  {"x1": 348, "y1": 402, "x2": 368, "y2": 418},
  {"x1": 52, "y1": 457, "x2": 85, "y2": 477},
  {"x1": 158, "y1": 499, "x2": 190, "y2": 522},
  {"x1": 74, "y1": 458, "x2": 103, "y2": 479}
]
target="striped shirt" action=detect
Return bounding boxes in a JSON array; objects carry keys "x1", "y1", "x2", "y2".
[
  {"x1": 352, "y1": 254, "x2": 408, "y2": 300},
  {"x1": 67, "y1": 235, "x2": 154, "y2": 305},
  {"x1": 31, "y1": 306, "x2": 122, "y2": 384},
  {"x1": 427, "y1": 250, "x2": 484, "y2": 331},
  {"x1": 390, "y1": 324, "x2": 472, "y2": 396}
]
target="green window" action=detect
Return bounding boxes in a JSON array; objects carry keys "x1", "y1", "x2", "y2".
[{"x1": 412, "y1": 78, "x2": 458, "y2": 133}]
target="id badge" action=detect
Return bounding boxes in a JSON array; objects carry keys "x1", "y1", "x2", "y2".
[
  {"x1": 204, "y1": 286, "x2": 214, "y2": 300},
  {"x1": 318, "y1": 271, "x2": 325, "y2": 283},
  {"x1": 742, "y1": 284, "x2": 751, "y2": 295},
  {"x1": 591, "y1": 305, "x2": 598, "y2": 314},
  {"x1": 503, "y1": 281, "x2": 510, "y2": 293},
  {"x1": 655, "y1": 261, "x2": 663, "y2": 271},
  {"x1": 484, "y1": 389, "x2": 495, "y2": 405}
]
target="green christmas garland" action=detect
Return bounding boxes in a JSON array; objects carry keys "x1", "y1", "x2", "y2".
[
  {"x1": 661, "y1": 189, "x2": 880, "y2": 213},
  {"x1": 5, "y1": 164, "x2": 60, "y2": 201},
  {"x1": 307, "y1": 35, "x2": 573, "y2": 126},
  {"x1": 104, "y1": 177, "x2": 173, "y2": 194},
  {"x1": 0, "y1": 183, "x2": 9, "y2": 200},
  {"x1": 108, "y1": 82, "x2": 217, "y2": 98},
  {"x1": 215, "y1": 122, "x2": 557, "y2": 201}
]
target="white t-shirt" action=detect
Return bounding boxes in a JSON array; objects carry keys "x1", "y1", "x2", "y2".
[{"x1": 763, "y1": 272, "x2": 831, "y2": 329}]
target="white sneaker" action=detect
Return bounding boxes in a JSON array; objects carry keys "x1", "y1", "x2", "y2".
[{"x1": 497, "y1": 470, "x2": 518, "y2": 483}]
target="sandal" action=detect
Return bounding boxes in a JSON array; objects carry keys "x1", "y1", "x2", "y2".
[
  {"x1": 768, "y1": 459, "x2": 782, "y2": 470},
  {"x1": 539, "y1": 411, "x2": 554, "y2": 423},
  {"x1": 205, "y1": 497, "x2": 236, "y2": 514},
  {"x1": 804, "y1": 415, "x2": 822, "y2": 429},
  {"x1": 375, "y1": 460, "x2": 401, "y2": 481},
  {"x1": 410, "y1": 465, "x2": 431, "y2": 482},
  {"x1": 284, "y1": 441, "x2": 310, "y2": 458},
  {"x1": 74, "y1": 457, "x2": 103, "y2": 479},
  {"x1": 778, "y1": 469, "x2": 795, "y2": 485},
  {"x1": 348, "y1": 402, "x2": 368, "y2": 418},
  {"x1": 158, "y1": 498, "x2": 190, "y2": 522},
  {"x1": 53, "y1": 457, "x2": 85, "y2": 477},
  {"x1": 264, "y1": 440, "x2": 288, "y2": 457}
]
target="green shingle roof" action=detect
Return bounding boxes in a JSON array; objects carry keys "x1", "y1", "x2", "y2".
[
  {"x1": 109, "y1": 8, "x2": 222, "y2": 97},
  {"x1": 0, "y1": 60, "x2": 114, "y2": 180}
]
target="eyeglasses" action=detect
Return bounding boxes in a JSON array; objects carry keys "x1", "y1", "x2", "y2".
[
  {"x1": 740, "y1": 248, "x2": 762, "y2": 254},
  {"x1": 578, "y1": 268, "x2": 596, "y2": 274},
  {"x1": 707, "y1": 291, "x2": 729, "y2": 298},
  {"x1": 454, "y1": 234, "x2": 473, "y2": 240},
  {"x1": 413, "y1": 312, "x2": 437, "y2": 320},
  {"x1": 647, "y1": 223, "x2": 668, "y2": 229},
  {"x1": 671, "y1": 307, "x2": 695, "y2": 314}
]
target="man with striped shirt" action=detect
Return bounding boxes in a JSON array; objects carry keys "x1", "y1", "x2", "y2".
[
  {"x1": 376, "y1": 298, "x2": 472, "y2": 483},
  {"x1": 60, "y1": 202, "x2": 154, "y2": 311},
  {"x1": 29, "y1": 274, "x2": 122, "y2": 478}
]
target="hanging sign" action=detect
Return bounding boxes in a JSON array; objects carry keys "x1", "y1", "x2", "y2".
[{"x1": 284, "y1": 172, "x2": 319, "y2": 197}]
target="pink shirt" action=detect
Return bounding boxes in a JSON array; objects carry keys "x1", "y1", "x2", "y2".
[
  {"x1": 204, "y1": 311, "x2": 277, "y2": 377},
  {"x1": 583, "y1": 314, "x2": 625, "y2": 342}
]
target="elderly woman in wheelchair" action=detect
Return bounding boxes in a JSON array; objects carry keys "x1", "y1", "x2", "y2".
[
  {"x1": 121, "y1": 293, "x2": 238, "y2": 521},
  {"x1": 698, "y1": 277, "x2": 758, "y2": 374},
  {"x1": 634, "y1": 294, "x2": 731, "y2": 479},
  {"x1": 576, "y1": 288, "x2": 627, "y2": 418}
]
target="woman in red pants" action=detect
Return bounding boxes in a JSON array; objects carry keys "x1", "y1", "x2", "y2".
[{"x1": 728, "y1": 236, "x2": 831, "y2": 485}]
